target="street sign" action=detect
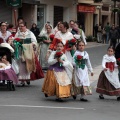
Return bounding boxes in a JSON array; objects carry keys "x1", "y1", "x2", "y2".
[{"x1": 6, "y1": 0, "x2": 22, "y2": 7}]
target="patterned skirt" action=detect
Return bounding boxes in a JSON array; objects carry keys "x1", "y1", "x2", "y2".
[
  {"x1": 96, "y1": 71, "x2": 120, "y2": 96},
  {"x1": 42, "y1": 70, "x2": 71, "y2": 98},
  {"x1": 71, "y1": 72, "x2": 92, "y2": 96}
]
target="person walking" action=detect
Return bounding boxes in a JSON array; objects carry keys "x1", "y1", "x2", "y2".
[
  {"x1": 96, "y1": 46, "x2": 120, "y2": 101},
  {"x1": 42, "y1": 41, "x2": 73, "y2": 101},
  {"x1": 110, "y1": 25, "x2": 119, "y2": 49},
  {"x1": 105, "y1": 22, "x2": 111, "y2": 44},
  {"x1": 71, "y1": 40, "x2": 93, "y2": 102},
  {"x1": 97, "y1": 24, "x2": 102, "y2": 43}
]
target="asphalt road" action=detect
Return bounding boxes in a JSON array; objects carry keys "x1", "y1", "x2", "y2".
[{"x1": 0, "y1": 45, "x2": 120, "y2": 120}]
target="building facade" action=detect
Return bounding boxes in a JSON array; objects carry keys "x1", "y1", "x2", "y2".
[{"x1": 77, "y1": 0, "x2": 103, "y2": 36}]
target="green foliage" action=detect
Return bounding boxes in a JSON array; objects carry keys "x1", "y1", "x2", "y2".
[{"x1": 86, "y1": 36, "x2": 97, "y2": 42}]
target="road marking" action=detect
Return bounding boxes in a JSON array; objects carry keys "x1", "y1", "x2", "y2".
[{"x1": 0, "y1": 105, "x2": 84, "y2": 110}]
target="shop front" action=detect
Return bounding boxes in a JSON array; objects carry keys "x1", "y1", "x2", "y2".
[{"x1": 77, "y1": 4, "x2": 96, "y2": 36}]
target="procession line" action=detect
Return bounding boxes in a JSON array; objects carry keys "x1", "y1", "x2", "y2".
[{"x1": 0, "y1": 105, "x2": 84, "y2": 110}]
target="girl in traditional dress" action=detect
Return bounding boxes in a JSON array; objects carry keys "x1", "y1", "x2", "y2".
[
  {"x1": 71, "y1": 40, "x2": 93, "y2": 102},
  {"x1": 0, "y1": 54, "x2": 18, "y2": 85},
  {"x1": 96, "y1": 46, "x2": 120, "y2": 101},
  {"x1": 42, "y1": 41, "x2": 73, "y2": 101},
  {"x1": 39, "y1": 24, "x2": 53, "y2": 70},
  {"x1": 0, "y1": 22, "x2": 12, "y2": 44}
]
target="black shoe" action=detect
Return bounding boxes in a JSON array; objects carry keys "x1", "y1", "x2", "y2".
[
  {"x1": 99, "y1": 95, "x2": 104, "y2": 99},
  {"x1": 21, "y1": 82, "x2": 25, "y2": 87},
  {"x1": 44, "y1": 93, "x2": 48, "y2": 97},
  {"x1": 26, "y1": 81, "x2": 30, "y2": 85},
  {"x1": 56, "y1": 98, "x2": 63, "y2": 102},
  {"x1": 117, "y1": 97, "x2": 120, "y2": 101},
  {"x1": 72, "y1": 95, "x2": 77, "y2": 100},
  {"x1": 80, "y1": 98, "x2": 88, "y2": 102}
]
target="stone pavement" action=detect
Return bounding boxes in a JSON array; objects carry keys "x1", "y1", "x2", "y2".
[{"x1": 86, "y1": 42, "x2": 107, "y2": 85}]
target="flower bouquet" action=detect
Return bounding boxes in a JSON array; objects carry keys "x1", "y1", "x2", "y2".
[
  {"x1": 74, "y1": 55, "x2": 85, "y2": 69},
  {"x1": 117, "y1": 58, "x2": 120, "y2": 66},
  {"x1": 55, "y1": 51, "x2": 63, "y2": 58},
  {"x1": 68, "y1": 39, "x2": 76, "y2": 47},
  {"x1": 55, "y1": 51, "x2": 64, "y2": 66},
  {"x1": 37, "y1": 36, "x2": 47, "y2": 43},
  {"x1": 49, "y1": 34, "x2": 55, "y2": 41}
]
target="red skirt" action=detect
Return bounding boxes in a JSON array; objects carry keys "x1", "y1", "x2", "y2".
[{"x1": 30, "y1": 55, "x2": 44, "y2": 80}]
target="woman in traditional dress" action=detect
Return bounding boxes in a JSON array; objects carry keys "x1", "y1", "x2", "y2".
[
  {"x1": 96, "y1": 46, "x2": 120, "y2": 101},
  {"x1": 71, "y1": 40, "x2": 93, "y2": 102},
  {"x1": 15, "y1": 21, "x2": 44, "y2": 86},
  {"x1": 53, "y1": 21, "x2": 62, "y2": 35},
  {"x1": 39, "y1": 22, "x2": 51, "y2": 37},
  {"x1": 42, "y1": 41, "x2": 73, "y2": 101},
  {"x1": 49, "y1": 22, "x2": 74, "y2": 52},
  {"x1": 39, "y1": 24, "x2": 53, "y2": 70},
  {"x1": 0, "y1": 22, "x2": 12, "y2": 44}
]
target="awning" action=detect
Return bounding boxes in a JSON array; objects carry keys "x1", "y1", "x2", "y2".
[
  {"x1": 77, "y1": 5, "x2": 96, "y2": 13},
  {"x1": 22, "y1": 0, "x2": 40, "y2": 5}
]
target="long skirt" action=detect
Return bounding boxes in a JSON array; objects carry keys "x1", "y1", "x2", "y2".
[
  {"x1": 30, "y1": 55, "x2": 44, "y2": 80},
  {"x1": 71, "y1": 80, "x2": 92, "y2": 96},
  {"x1": 71, "y1": 72, "x2": 92, "y2": 96},
  {"x1": 42, "y1": 70, "x2": 71, "y2": 98},
  {"x1": 96, "y1": 71, "x2": 120, "y2": 96},
  {"x1": 0, "y1": 68, "x2": 18, "y2": 84}
]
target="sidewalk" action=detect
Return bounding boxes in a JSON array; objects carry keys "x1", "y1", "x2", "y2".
[{"x1": 86, "y1": 42, "x2": 107, "y2": 49}]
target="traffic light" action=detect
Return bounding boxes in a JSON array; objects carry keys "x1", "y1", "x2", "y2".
[{"x1": 6, "y1": 0, "x2": 22, "y2": 7}]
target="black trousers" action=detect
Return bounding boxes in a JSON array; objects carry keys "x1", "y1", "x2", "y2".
[{"x1": 110, "y1": 39, "x2": 117, "y2": 48}]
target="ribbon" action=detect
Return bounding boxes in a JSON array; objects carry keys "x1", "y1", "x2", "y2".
[
  {"x1": 13, "y1": 40, "x2": 25, "y2": 59},
  {"x1": 74, "y1": 56, "x2": 86, "y2": 69},
  {"x1": 60, "y1": 58, "x2": 65, "y2": 67}
]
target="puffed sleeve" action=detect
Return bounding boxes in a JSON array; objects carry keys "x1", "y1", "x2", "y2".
[
  {"x1": 48, "y1": 51, "x2": 58, "y2": 65},
  {"x1": 102, "y1": 56, "x2": 106, "y2": 69},
  {"x1": 86, "y1": 54, "x2": 93, "y2": 73}
]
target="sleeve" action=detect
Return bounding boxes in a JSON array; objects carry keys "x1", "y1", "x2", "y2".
[
  {"x1": 48, "y1": 52, "x2": 58, "y2": 65},
  {"x1": 86, "y1": 54, "x2": 93, "y2": 73},
  {"x1": 30, "y1": 31, "x2": 37, "y2": 45},
  {"x1": 102, "y1": 56, "x2": 106, "y2": 69},
  {"x1": 62, "y1": 54, "x2": 73, "y2": 70},
  {"x1": 72, "y1": 53, "x2": 77, "y2": 67},
  {"x1": 82, "y1": 31, "x2": 87, "y2": 45}
]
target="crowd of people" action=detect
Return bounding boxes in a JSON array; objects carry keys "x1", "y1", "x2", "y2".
[
  {"x1": 94, "y1": 22, "x2": 120, "y2": 48},
  {"x1": 0, "y1": 17, "x2": 120, "y2": 102}
]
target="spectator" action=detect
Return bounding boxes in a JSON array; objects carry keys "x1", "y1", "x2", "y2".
[
  {"x1": 105, "y1": 22, "x2": 111, "y2": 44},
  {"x1": 30, "y1": 23, "x2": 40, "y2": 39},
  {"x1": 109, "y1": 24, "x2": 119, "y2": 49}
]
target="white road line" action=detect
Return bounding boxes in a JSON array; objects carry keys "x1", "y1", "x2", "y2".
[{"x1": 0, "y1": 105, "x2": 84, "y2": 110}]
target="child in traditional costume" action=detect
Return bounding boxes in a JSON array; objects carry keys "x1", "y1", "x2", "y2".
[
  {"x1": 0, "y1": 54, "x2": 18, "y2": 85},
  {"x1": 96, "y1": 46, "x2": 120, "y2": 101},
  {"x1": 42, "y1": 41, "x2": 73, "y2": 101},
  {"x1": 71, "y1": 40, "x2": 93, "y2": 102}
]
